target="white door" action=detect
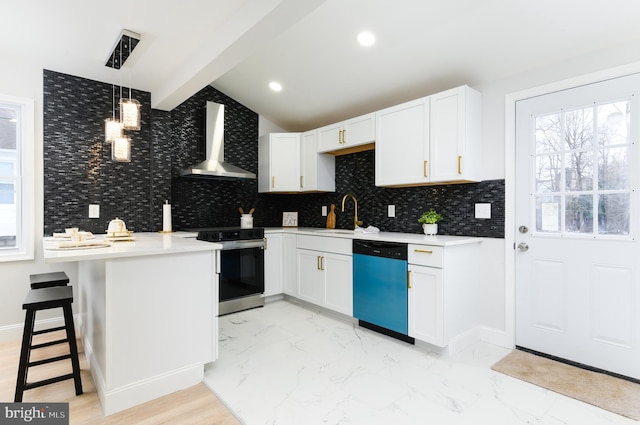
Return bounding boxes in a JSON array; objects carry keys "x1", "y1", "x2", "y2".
[{"x1": 515, "y1": 74, "x2": 640, "y2": 379}]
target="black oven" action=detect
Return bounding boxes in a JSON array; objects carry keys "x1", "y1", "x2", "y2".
[{"x1": 197, "y1": 228, "x2": 265, "y2": 316}]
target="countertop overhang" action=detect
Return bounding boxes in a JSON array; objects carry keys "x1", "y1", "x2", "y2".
[
  {"x1": 265, "y1": 227, "x2": 483, "y2": 246},
  {"x1": 43, "y1": 232, "x2": 221, "y2": 263}
]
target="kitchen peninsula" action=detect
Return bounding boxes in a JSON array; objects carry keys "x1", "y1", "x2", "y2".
[{"x1": 43, "y1": 233, "x2": 221, "y2": 415}]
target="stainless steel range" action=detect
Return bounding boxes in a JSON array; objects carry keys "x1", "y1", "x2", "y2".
[{"x1": 197, "y1": 227, "x2": 265, "y2": 316}]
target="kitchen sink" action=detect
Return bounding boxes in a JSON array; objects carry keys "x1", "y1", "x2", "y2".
[{"x1": 313, "y1": 229, "x2": 355, "y2": 235}]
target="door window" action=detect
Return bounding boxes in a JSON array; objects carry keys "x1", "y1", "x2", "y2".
[{"x1": 532, "y1": 100, "x2": 632, "y2": 236}]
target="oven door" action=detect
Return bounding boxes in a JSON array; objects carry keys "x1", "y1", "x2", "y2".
[{"x1": 217, "y1": 239, "x2": 265, "y2": 303}]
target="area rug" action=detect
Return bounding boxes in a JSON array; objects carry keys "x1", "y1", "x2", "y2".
[{"x1": 491, "y1": 349, "x2": 640, "y2": 420}]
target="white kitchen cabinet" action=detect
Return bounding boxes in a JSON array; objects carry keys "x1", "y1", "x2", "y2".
[
  {"x1": 301, "y1": 130, "x2": 335, "y2": 192},
  {"x1": 296, "y1": 235, "x2": 353, "y2": 316},
  {"x1": 259, "y1": 132, "x2": 334, "y2": 193},
  {"x1": 375, "y1": 96, "x2": 430, "y2": 187},
  {"x1": 407, "y1": 242, "x2": 480, "y2": 347},
  {"x1": 429, "y1": 85, "x2": 482, "y2": 183},
  {"x1": 317, "y1": 112, "x2": 375, "y2": 154},
  {"x1": 263, "y1": 233, "x2": 283, "y2": 297},
  {"x1": 375, "y1": 85, "x2": 481, "y2": 187},
  {"x1": 283, "y1": 233, "x2": 298, "y2": 296},
  {"x1": 258, "y1": 133, "x2": 301, "y2": 193}
]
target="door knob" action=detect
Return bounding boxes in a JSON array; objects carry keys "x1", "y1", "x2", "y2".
[
  {"x1": 518, "y1": 225, "x2": 528, "y2": 234},
  {"x1": 517, "y1": 242, "x2": 529, "y2": 252}
]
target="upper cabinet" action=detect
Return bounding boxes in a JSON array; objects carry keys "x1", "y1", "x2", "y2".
[
  {"x1": 258, "y1": 132, "x2": 335, "y2": 193},
  {"x1": 375, "y1": 85, "x2": 482, "y2": 187},
  {"x1": 317, "y1": 112, "x2": 376, "y2": 155}
]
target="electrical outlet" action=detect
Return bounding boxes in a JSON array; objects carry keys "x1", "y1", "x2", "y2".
[
  {"x1": 475, "y1": 203, "x2": 491, "y2": 219},
  {"x1": 89, "y1": 204, "x2": 100, "y2": 219},
  {"x1": 388, "y1": 205, "x2": 396, "y2": 218},
  {"x1": 322, "y1": 206, "x2": 327, "y2": 216}
]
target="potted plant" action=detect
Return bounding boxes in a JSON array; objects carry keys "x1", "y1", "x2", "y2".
[{"x1": 418, "y1": 208, "x2": 443, "y2": 235}]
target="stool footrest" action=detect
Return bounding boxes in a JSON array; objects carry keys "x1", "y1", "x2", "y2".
[
  {"x1": 28, "y1": 354, "x2": 72, "y2": 368},
  {"x1": 33, "y1": 326, "x2": 67, "y2": 336},
  {"x1": 31, "y1": 338, "x2": 69, "y2": 350},
  {"x1": 24, "y1": 373, "x2": 75, "y2": 391}
]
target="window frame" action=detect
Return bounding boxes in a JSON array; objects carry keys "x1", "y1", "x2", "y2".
[{"x1": 0, "y1": 94, "x2": 34, "y2": 262}]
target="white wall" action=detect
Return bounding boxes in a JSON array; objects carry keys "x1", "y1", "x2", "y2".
[{"x1": 0, "y1": 55, "x2": 78, "y2": 342}]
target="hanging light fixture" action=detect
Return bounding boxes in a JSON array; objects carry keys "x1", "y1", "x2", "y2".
[
  {"x1": 105, "y1": 29, "x2": 141, "y2": 157},
  {"x1": 104, "y1": 75, "x2": 122, "y2": 143},
  {"x1": 112, "y1": 135, "x2": 131, "y2": 162}
]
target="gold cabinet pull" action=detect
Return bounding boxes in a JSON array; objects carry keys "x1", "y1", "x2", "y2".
[
  {"x1": 423, "y1": 160, "x2": 428, "y2": 178},
  {"x1": 414, "y1": 249, "x2": 433, "y2": 254},
  {"x1": 407, "y1": 270, "x2": 412, "y2": 288},
  {"x1": 264, "y1": 237, "x2": 268, "y2": 250},
  {"x1": 458, "y1": 155, "x2": 462, "y2": 174},
  {"x1": 300, "y1": 176, "x2": 303, "y2": 188},
  {"x1": 317, "y1": 256, "x2": 321, "y2": 270},
  {"x1": 342, "y1": 129, "x2": 347, "y2": 144},
  {"x1": 271, "y1": 176, "x2": 275, "y2": 188},
  {"x1": 321, "y1": 256, "x2": 325, "y2": 270}
]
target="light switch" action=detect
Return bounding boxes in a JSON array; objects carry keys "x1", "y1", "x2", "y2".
[
  {"x1": 388, "y1": 205, "x2": 396, "y2": 218},
  {"x1": 322, "y1": 206, "x2": 327, "y2": 216},
  {"x1": 89, "y1": 204, "x2": 100, "y2": 218},
  {"x1": 475, "y1": 203, "x2": 491, "y2": 219}
]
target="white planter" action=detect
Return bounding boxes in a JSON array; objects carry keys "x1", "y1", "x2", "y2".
[{"x1": 422, "y1": 223, "x2": 438, "y2": 235}]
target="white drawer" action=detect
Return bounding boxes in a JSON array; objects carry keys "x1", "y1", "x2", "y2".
[
  {"x1": 408, "y1": 244, "x2": 443, "y2": 268},
  {"x1": 297, "y1": 235, "x2": 352, "y2": 255}
]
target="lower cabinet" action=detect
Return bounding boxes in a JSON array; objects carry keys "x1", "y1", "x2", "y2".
[
  {"x1": 407, "y1": 242, "x2": 480, "y2": 347},
  {"x1": 296, "y1": 235, "x2": 353, "y2": 316},
  {"x1": 282, "y1": 233, "x2": 298, "y2": 296},
  {"x1": 408, "y1": 264, "x2": 443, "y2": 345},
  {"x1": 264, "y1": 234, "x2": 283, "y2": 297}
]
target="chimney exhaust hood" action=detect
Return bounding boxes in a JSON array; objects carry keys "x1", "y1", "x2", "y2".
[{"x1": 180, "y1": 101, "x2": 256, "y2": 180}]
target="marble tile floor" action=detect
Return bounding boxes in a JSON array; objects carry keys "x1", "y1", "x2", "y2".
[{"x1": 203, "y1": 300, "x2": 636, "y2": 425}]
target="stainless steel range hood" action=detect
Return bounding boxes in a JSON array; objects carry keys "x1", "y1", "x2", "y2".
[{"x1": 180, "y1": 101, "x2": 256, "y2": 180}]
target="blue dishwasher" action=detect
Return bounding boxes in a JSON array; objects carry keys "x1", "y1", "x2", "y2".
[{"x1": 353, "y1": 239, "x2": 412, "y2": 342}]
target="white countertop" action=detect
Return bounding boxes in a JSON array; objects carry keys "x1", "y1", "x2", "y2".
[
  {"x1": 43, "y1": 232, "x2": 221, "y2": 263},
  {"x1": 265, "y1": 227, "x2": 482, "y2": 246}
]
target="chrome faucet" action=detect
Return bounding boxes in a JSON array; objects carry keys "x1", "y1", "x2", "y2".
[{"x1": 341, "y1": 193, "x2": 363, "y2": 229}]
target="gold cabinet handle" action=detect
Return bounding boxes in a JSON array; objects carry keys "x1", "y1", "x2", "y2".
[
  {"x1": 407, "y1": 270, "x2": 412, "y2": 289},
  {"x1": 458, "y1": 155, "x2": 462, "y2": 174},
  {"x1": 423, "y1": 160, "x2": 428, "y2": 178},
  {"x1": 414, "y1": 249, "x2": 433, "y2": 254},
  {"x1": 300, "y1": 176, "x2": 303, "y2": 188},
  {"x1": 321, "y1": 256, "x2": 325, "y2": 270},
  {"x1": 271, "y1": 176, "x2": 275, "y2": 188},
  {"x1": 317, "y1": 256, "x2": 321, "y2": 270},
  {"x1": 342, "y1": 129, "x2": 347, "y2": 144},
  {"x1": 264, "y1": 237, "x2": 268, "y2": 250}
]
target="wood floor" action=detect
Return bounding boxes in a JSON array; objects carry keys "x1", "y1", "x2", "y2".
[{"x1": 0, "y1": 330, "x2": 241, "y2": 424}]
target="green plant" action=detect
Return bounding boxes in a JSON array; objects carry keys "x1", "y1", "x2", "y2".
[{"x1": 418, "y1": 208, "x2": 443, "y2": 224}]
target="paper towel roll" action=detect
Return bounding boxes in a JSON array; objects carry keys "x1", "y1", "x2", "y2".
[{"x1": 163, "y1": 202, "x2": 172, "y2": 232}]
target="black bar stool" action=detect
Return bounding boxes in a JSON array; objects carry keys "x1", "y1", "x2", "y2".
[
  {"x1": 29, "y1": 271, "x2": 69, "y2": 289},
  {"x1": 15, "y1": 286, "x2": 83, "y2": 402}
]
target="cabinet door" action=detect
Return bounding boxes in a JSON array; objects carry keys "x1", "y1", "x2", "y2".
[
  {"x1": 283, "y1": 234, "x2": 298, "y2": 296},
  {"x1": 408, "y1": 264, "x2": 444, "y2": 346},
  {"x1": 263, "y1": 234, "x2": 283, "y2": 297},
  {"x1": 375, "y1": 97, "x2": 430, "y2": 187},
  {"x1": 300, "y1": 130, "x2": 318, "y2": 190},
  {"x1": 297, "y1": 249, "x2": 323, "y2": 305},
  {"x1": 343, "y1": 112, "x2": 375, "y2": 148},
  {"x1": 270, "y1": 133, "x2": 301, "y2": 192},
  {"x1": 317, "y1": 122, "x2": 343, "y2": 153},
  {"x1": 429, "y1": 85, "x2": 481, "y2": 182},
  {"x1": 323, "y1": 253, "x2": 353, "y2": 316}
]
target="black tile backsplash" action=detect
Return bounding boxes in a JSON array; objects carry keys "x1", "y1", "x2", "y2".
[{"x1": 43, "y1": 70, "x2": 504, "y2": 238}]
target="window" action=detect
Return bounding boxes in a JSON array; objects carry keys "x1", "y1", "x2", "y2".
[
  {"x1": 533, "y1": 99, "x2": 632, "y2": 237},
  {"x1": 0, "y1": 94, "x2": 34, "y2": 261}
]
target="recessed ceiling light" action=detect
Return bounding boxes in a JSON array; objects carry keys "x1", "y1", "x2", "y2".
[
  {"x1": 357, "y1": 31, "x2": 375, "y2": 47},
  {"x1": 269, "y1": 81, "x2": 283, "y2": 92}
]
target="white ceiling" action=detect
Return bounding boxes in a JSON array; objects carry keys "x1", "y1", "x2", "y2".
[{"x1": 3, "y1": 0, "x2": 640, "y2": 131}]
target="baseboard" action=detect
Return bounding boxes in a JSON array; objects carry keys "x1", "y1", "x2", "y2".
[
  {"x1": 478, "y1": 325, "x2": 511, "y2": 348},
  {"x1": 83, "y1": 333, "x2": 204, "y2": 416},
  {"x1": 0, "y1": 315, "x2": 78, "y2": 343}
]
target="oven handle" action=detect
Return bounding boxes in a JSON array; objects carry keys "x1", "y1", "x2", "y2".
[{"x1": 218, "y1": 239, "x2": 266, "y2": 250}]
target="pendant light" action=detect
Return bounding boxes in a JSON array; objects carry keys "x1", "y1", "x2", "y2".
[
  {"x1": 112, "y1": 135, "x2": 131, "y2": 162},
  {"x1": 104, "y1": 75, "x2": 123, "y2": 143}
]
